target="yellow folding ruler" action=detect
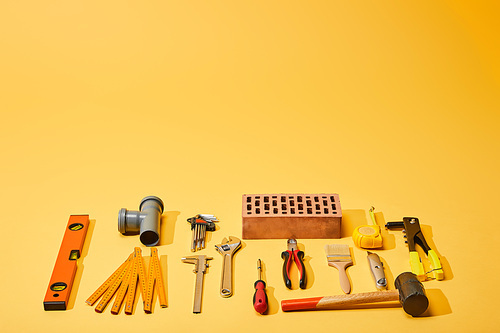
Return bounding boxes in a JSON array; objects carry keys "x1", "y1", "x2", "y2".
[{"x1": 86, "y1": 247, "x2": 167, "y2": 314}]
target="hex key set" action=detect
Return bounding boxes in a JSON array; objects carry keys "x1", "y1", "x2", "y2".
[{"x1": 44, "y1": 193, "x2": 446, "y2": 318}]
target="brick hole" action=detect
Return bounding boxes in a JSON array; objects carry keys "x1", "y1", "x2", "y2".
[
  {"x1": 272, "y1": 196, "x2": 277, "y2": 198},
  {"x1": 306, "y1": 200, "x2": 312, "y2": 206},
  {"x1": 324, "y1": 208, "x2": 329, "y2": 214},
  {"x1": 316, "y1": 211, "x2": 321, "y2": 214},
  {"x1": 281, "y1": 196, "x2": 286, "y2": 202},
  {"x1": 331, "y1": 204, "x2": 336, "y2": 210},
  {"x1": 273, "y1": 200, "x2": 277, "y2": 206},
  {"x1": 282, "y1": 204, "x2": 287, "y2": 210},
  {"x1": 273, "y1": 208, "x2": 278, "y2": 214},
  {"x1": 247, "y1": 204, "x2": 251, "y2": 210},
  {"x1": 297, "y1": 196, "x2": 303, "y2": 202},
  {"x1": 322, "y1": 196, "x2": 327, "y2": 199},
  {"x1": 330, "y1": 196, "x2": 335, "y2": 201},
  {"x1": 255, "y1": 196, "x2": 260, "y2": 199},
  {"x1": 298, "y1": 204, "x2": 303, "y2": 210},
  {"x1": 314, "y1": 197, "x2": 319, "y2": 202},
  {"x1": 291, "y1": 208, "x2": 295, "y2": 214},
  {"x1": 247, "y1": 197, "x2": 251, "y2": 202},
  {"x1": 299, "y1": 211, "x2": 303, "y2": 214},
  {"x1": 307, "y1": 208, "x2": 313, "y2": 214},
  {"x1": 264, "y1": 197, "x2": 269, "y2": 202},
  {"x1": 315, "y1": 204, "x2": 320, "y2": 210},
  {"x1": 255, "y1": 200, "x2": 260, "y2": 206},
  {"x1": 265, "y1": 204, "x2": 270, "y2": 210},
  {"x1": 323, "y1": 200, "x2": 328, "y2": 206},
  {"x1": 306, "y1": 196, "x2": 310, "y2": 199},
  {"x1": 256, "y1": 208, "x2": 260, "y2": 214},
  {"x1": 290, "y1": 200, "x2": 295, "y2": 206}
]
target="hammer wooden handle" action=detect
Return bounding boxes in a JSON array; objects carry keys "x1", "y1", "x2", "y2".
[{"x1": 281, "y1": 290, "x2": 400, "y2": 311}]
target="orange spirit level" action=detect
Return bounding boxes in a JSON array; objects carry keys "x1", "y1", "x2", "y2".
[{"x1": 44, "y1": 215, "x2": 90, "y2": 310}]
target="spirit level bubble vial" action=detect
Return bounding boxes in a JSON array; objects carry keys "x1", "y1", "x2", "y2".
[{"x1": 43, "y1": 215, "x2": 90, "y2": 310}]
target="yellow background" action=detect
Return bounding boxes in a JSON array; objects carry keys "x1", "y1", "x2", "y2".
[{"x1": 1, "y1": 1, "x2": 499, "y2": 332}]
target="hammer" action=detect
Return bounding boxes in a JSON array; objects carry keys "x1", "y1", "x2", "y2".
[{"x1": 281, "y1": 272, "x2": 428, "y2": 317}]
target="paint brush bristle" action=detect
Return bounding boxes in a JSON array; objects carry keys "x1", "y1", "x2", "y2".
[
  {"x1": 325, "y1": 244, "x2": 352, "y2": 262},
  {"x1": 324, "y1": 243, "x2": 354, "y2": 293}
]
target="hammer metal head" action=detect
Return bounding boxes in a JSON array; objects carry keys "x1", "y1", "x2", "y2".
[{"x1": 394, "y1": 272, "x2": 429, "y2": 316}]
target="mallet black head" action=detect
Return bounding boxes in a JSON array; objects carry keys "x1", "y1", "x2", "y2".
[{"x1": 395, "y1": 272, "x2": 429, "y2": 317}]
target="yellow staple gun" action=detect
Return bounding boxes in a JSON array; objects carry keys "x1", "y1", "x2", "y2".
[{"x1": 386, "y1": 217, "x2": 444, "y2": 281}]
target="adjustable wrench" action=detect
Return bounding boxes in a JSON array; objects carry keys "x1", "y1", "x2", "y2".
[{"x1": 215, "y1": 236, "x2": 241, "y2": 297}]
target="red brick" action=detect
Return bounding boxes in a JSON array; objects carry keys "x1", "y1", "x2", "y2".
[{"x1": 242, "y1": 194, "x2": 342, "y2": 239}]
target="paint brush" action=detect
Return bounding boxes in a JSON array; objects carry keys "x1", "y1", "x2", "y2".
[{"x1": 324, "y1": 244, "x2": 353, "y2": 294}]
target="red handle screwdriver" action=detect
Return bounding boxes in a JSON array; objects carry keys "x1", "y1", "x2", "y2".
[{"x1": 253, "y1": 259, "x2": 268, "y2": 314}]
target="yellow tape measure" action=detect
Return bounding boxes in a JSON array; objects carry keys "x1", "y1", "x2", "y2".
[
  {"x1": 352, "y1": 206, "x2": 383, "y2": 249},
  {"x1": 86, "y1": 247, "x2": 167, "y2": 314}
]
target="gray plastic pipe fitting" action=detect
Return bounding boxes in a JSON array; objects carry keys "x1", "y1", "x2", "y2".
[{"x1": 118, "y1": 196, "x2": 164, "y2": 247}]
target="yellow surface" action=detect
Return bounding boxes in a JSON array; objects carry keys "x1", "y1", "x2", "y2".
[{"x1": 1, "y1": 1, "x2": 499, "y2": 332}]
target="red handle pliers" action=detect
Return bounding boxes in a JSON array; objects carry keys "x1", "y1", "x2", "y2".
[{"x1": 281, "y1": 239, "x2": 307, "y2": 289}]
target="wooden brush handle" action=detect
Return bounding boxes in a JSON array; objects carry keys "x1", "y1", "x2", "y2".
[
  {"x1": 281, "y1": 290, "x2": 400, "y2": 311},
  {"x1": 329, "y1": 262, "x2": 352, "y2": 294}
]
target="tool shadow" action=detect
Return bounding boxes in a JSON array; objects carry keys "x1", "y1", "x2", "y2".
[
  {"x1": 420, "y1": 225, "x2": 453, "y2": 281},
  {"x1": 379, "y1": 254, "x2": 395, "y2": 290},
  {"x1": 258, "y1": 261, "x2": 279, "y2": 315},
  {"x1": 229, "y1": 240, "x2": 245, "y2": 297},
  {"x1": 204, "y1": 222, "x2": 220, "y2": 247},
  {"x1": 159, "y1": 211, "x2": 180, "y2": 246},
  {"x1": 421, "y1": 288, "x2": 452, "y2": 316},
  {"x1": 264, "y1": 287, "x2": 279, "y2": 315},
  {"x1": 298, "y1": 241, "x2": 315, "y2": 289},
  {"x1": 340, "y1": 209, "x2": 364, "y2": 238},
  {"x1": 67, "y1": 218, "x2": 96, "y2": 310}
]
